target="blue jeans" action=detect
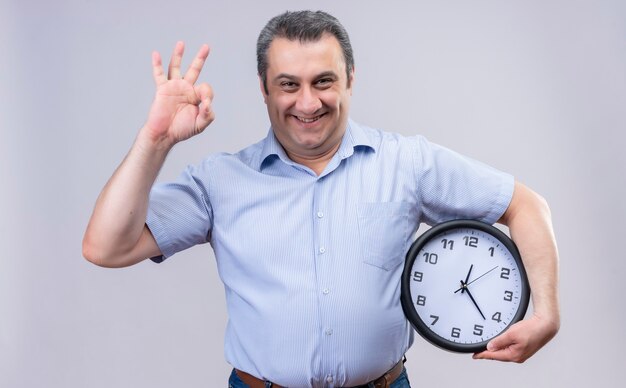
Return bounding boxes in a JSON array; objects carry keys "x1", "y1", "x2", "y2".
[{"x1": 228, "y1": 367, "x2": 411, "y2": 388}]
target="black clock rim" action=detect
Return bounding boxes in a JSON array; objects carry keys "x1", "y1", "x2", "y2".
[{"x1": 400, "y1": 219, "x2": 531, "y2": 353}]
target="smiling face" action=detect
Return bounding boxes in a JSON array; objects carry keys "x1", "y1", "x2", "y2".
[{"x1": 261, "y1": 34, "x2": 354, "y2": 173}]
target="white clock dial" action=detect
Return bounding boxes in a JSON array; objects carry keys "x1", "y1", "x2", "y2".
[{"x1": 401, "y1": 220, "x2": 530, "y2": 353}]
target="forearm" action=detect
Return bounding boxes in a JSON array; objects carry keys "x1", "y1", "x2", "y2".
[
  {"x1": 473, "y1": 182, "x2": 560, "y2": 362},
  {"x1": 83, "y1": 128, "x2": 171, "y2": 267},
  {"x1": 500, "y1": 182, "x2": 560, "y2": 330}
]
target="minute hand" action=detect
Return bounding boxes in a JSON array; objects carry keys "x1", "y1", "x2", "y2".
[
  {"x1": 454, "y1": 265, "x2": 499, "y2": 294},
  {"x1": 464, "y1": 286, "x2": 486, "y2": 320}
]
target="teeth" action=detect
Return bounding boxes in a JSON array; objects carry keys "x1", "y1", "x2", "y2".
[{"x1": 296, "y1": 115, "x2": 321, "y2": 123}]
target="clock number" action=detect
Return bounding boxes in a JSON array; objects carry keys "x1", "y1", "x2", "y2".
[
  {"x1": 473, "y1": 324, "x2": 484, "y2": 336},
  {"x1": 423, "y1": 252, "x2": 438, "y2": 265},
  {"x1": 451, "y1": 327, "x2": 461, "y2": 338},
  {"x1": 492, "y1": 312, "x2": 502, "y2": 323},
  {"x1": 413, "y1": 271, "x2": 423, "y2": 282},
  {"x1": 500, "y1": 267, "x2": 511, "y2": 279},
  {"x1": 504, "y1": 290, "x2": 513, "y2": 302},
  {"x1": 441, "y1": 238, "x2": 455, "y2": 250},
  {"x1": 430, "y1": 315, "x2": 439, "y2": 325},
  {"x1": 416, "y1": 295, "x2": 426, "y2": 306},
  {"x1": 463, "y1": 236, "x2": 478, "y2": 248},
  {"x1": 488, "y1": 247, "x2": 495, "y2": 257}
]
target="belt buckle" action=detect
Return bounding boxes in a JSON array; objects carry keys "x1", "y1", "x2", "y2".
[
  {"x1": 372, "y1": 356, "x2": 405, "y2": 388},
  {"x1": 372, "y1": 373, "x2": 390, "y2": 388}
]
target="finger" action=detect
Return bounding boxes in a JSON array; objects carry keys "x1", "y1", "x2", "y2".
[
  {"x1": 184, "y1": 44, "x2": 210, "y2": 84},
  {"x1": 152, "y1": 51, "x2": 167, "y2": 86},
  {"x1": 168, "y1": 41, "x2": 185, "y2": 79},
  {"x1": 194, "y1": 83, "x2": 214, "y2": 103},
  {"x1": 472, "y1": 350, "x2": 492, "y2": 360},
  {"x1": 486, "y1": 331, "x2": 511, "y2": 352},
  {"x1": 196, "y1": 84, "x2": 215, "y2": 127},
  {"x1": 472, "y1": 332, "x2": 525, "y2": 362},
  {"x1": 195, "y1": 97, "x2": 215, "y2": 131},
  {"x1": 473, "y1": 349, "x2": 509, "y2": 361},
  {"x1": 473, "y1": 344, "x2": 523, "y2": 362}
]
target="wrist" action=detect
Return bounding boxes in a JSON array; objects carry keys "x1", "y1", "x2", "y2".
[
  {"x1": 137, "y1": 125, "x2": 176, "y2": 154},
  {"x1": 532, "y1": 310, "x2": 561, "y2": 337}
]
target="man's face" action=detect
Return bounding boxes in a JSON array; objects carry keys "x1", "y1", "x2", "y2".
[{"x1": 261, "y1": 34, "x2": 354, "y2": 166}]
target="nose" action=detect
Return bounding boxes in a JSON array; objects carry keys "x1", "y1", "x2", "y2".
[{"x1": 295, "y1": 86, "x2": 322, "y2": 115}]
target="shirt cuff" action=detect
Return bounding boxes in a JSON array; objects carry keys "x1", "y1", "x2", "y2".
[
  {"x1": 485, "y1": 173, "x2": 515, "y2": 224},
  {"x1": 145, "y1": 209, "x2": 175, "y2": 263}
]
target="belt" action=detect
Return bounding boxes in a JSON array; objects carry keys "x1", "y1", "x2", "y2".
[{"x1": 235, "y1": 357, "x2": 405, "y2": 388}]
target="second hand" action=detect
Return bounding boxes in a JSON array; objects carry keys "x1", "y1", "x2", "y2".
[{"x1": 454, "y1": 265, "x2": 499, "y2": 294}]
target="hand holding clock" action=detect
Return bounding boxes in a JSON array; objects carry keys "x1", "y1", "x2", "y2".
[
  {"x1": 473, "y1": 182, "x2": 560, "y2": 363},
  {"x1": 401, "y1": 183, "x2": 560, "y2": 363},
  {"x1": 472, "y1": 313, "x2": 559, "y2": 362},
  {"x1": 454, "y1": 266, "x2": 555, "y2": 362}
]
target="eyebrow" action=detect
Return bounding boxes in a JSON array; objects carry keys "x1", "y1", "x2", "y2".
[
  {"x1": 273, "y1": 71, "x2": 339, "y2": 83},
  {"x1": 315, "y1": 71, "x2": 339, "y2": 80},
  {"x1": 273, "y1": 73, "x2": 299, "y2": 82}
]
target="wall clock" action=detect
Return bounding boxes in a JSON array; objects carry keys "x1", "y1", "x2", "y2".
[{"x1": 401, "y1": 220, "x2": 530, "y2": 353}]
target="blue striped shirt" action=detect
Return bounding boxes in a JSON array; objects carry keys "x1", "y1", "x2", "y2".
[{"x1": 146, "y1": 119, "x2": 514, "y2": 387}]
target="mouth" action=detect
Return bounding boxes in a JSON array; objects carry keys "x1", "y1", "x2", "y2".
[{"x1": 293, "y1": 113, "x2": 326, "y2": 124}]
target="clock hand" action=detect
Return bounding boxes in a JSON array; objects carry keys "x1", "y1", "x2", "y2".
[
  {"x1": 466, "y1": 265, "x2": 499, "y2": 287},
  {"x1": 461, "y1": 264, "x2": 474, "y2": 294},
  {"x1": 462, "y1": 282, "x2": 486, "y2": 320},
  {"x1": 455, "y1": 264, "x2": 475, "y2": 294},
  {"x1": 454, "y1": 265, "x2": 499, "y2": 293}
]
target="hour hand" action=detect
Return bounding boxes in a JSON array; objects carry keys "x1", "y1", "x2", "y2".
[
  {"x1": 462, "y1": 264, "x2": 473, "y2": 294},
  {"x1": 455, "y1": 264, "x2": 474, "y2": 294}
]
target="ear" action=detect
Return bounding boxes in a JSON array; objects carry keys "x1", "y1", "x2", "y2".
[
  {"x1": 347, "y1": 66, "x2": 355, "y2": 95},
  {"x1": 259, "y1": 75, "x2": 268, "y2": 104}
]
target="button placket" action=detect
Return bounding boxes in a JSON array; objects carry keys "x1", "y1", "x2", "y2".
[
  {"x1": 316, "y1": 208, "x2": 326, "y2": 255},
  {"x1": 312, "y1": 178, "x2": 338, "y2": 378}
]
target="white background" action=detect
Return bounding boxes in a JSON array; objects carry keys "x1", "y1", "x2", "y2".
[{"x1": 2, "y1": 0, "x2": 625, "y2": 387}]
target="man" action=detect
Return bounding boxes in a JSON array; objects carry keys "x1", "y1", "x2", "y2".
[{"x1": 83, "y1": 10, "x2": 559, "y2": 388}]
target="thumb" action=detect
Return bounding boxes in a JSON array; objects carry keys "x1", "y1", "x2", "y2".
[{"x1": 487, "y1": 332, "x2": 512, "y2": 351}]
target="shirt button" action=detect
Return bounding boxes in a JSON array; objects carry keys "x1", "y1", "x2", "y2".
[
  {"x1": 317, "y1": 211, "x2": 324, "y2": 218},
  {"x1": 319, "y1": 247, "x2": 326, "y2": 254},
  {"x1": 325, "y1": 329, "x2": 333, "y2": 336},
  {"x1": 323, "y1": 288, "x2": 330, "y2": 295},
  {"x1": 326, "y1": 376, "x2": 334, "y2": 383}
]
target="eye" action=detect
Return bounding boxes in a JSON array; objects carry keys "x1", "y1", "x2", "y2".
[
  {"x1": 280, "y1": 81, "x2": 298, "y2": 91},
  {"x1": 315, "y1": 78, "x2": 333, "y2": 87}
]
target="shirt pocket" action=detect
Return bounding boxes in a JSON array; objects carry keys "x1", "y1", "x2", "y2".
[{"x1": 357, "y1": 201, "x2": 411, "y2": 271}]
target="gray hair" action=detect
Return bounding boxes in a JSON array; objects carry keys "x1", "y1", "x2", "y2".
[{"x1": 257, "y1": 10, "x2": 354, "y2": 94}]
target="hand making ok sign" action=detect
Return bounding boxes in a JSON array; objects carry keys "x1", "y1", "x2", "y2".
[{"x1": 144, "y1": 41, "x2": 215, "y2": 148}]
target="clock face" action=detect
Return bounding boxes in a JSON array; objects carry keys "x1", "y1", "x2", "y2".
[{"x1": 401, "y1": 220, "x2": 530, "y2": 353}]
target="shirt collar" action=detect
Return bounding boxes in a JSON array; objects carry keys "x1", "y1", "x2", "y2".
[
  {"x1": 258, "y1": 118, "x2": 377, "y2": 172},
  {"x1": 337, "y1": 119, "x2": 377, "y2": 159},
  {"x1": 258, "y1": 128, "x2": 287, "y2": 170}
]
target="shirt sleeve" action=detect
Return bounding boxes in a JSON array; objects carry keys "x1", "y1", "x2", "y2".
[
  {"x1": 412, "y1": 135, "x2": 514, "y2": 226},
  {"x1": 146, "y1": 163, "x2": 214, "y2": 263}
]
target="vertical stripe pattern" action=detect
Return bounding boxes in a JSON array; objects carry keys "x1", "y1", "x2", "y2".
[{"x1": 146, "y1": 119, "x2": 514, "y2": 387}]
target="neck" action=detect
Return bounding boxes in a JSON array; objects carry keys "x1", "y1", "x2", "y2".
[{"x1": 286, "y1": 141, "x2": 341, "y2": 176}]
